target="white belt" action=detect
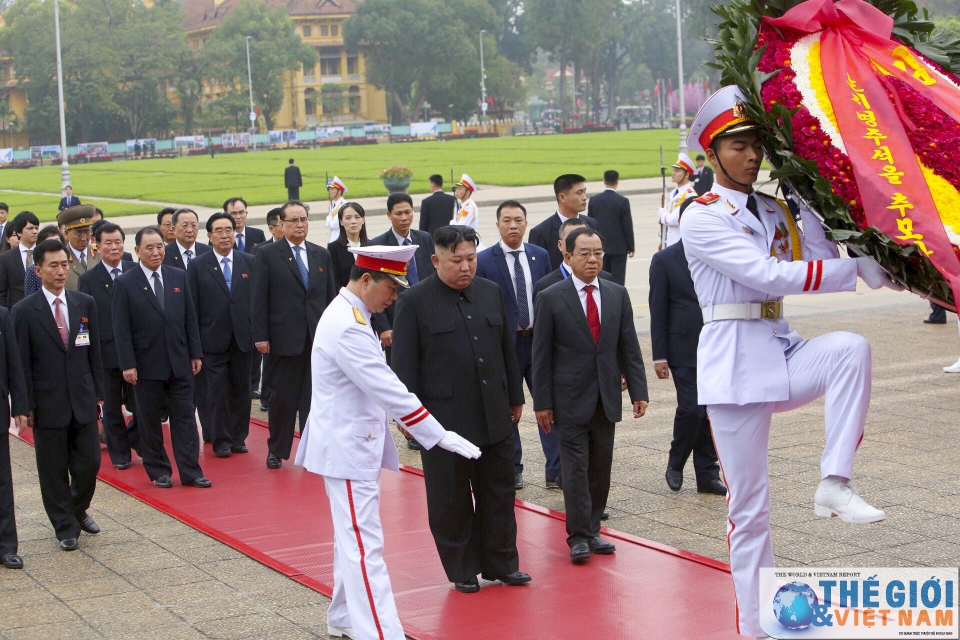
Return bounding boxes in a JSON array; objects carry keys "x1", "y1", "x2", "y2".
[{"x1": 702, "y1": 301, "x2": 784, "y2": 322}]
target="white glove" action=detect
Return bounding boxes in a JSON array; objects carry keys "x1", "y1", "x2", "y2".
[
  {"x1": 855, "y1": 257, "x2": 905, "y2": 291},
  {"x1": 437, "y1": 431, "x2": 481, "y2": 460}
]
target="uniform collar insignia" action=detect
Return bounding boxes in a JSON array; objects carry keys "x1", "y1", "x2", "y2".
[{"x1": 353, "y1": 307, "x2": 367, "y2": 325}]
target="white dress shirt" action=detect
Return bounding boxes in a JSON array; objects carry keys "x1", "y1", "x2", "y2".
[
  {"x1": 176, "y1": 241, "x2": 198, "y2": 265},
  {"x1": 101, "y1": 260, "x2": 123, "y2": 280},
  {"x1": 141, "y1": 262, "x2": 163, "y2": 294},
  {"x1": 20, "y1": 243, "x2": 34, "y2": 270},
  {"x1": 70, "y1": 245, "x2": 88, "y2": 265},
  {"x1": 570, "y1": 273, "x2": 601, "y2": 320},
  {"x1": 556, "y1": 210, "x2": 580, "y2": 225},
  {"x1": 287, "y1": 238, "x2": 309, "y2": 272},
  {"x1": 42, "y1": 286, "x2": 69, "y2": 331},
  {"x1": 499, "y1": 239, "x2": 534, "y2": 329},
  {"x1": 216, "y1": 249, "x2": 234, "y2": 284},
  {"x1": 392, "y1": 229, "x2": 412, "y2": 246}
]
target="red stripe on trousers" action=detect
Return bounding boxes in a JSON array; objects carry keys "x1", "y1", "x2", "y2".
[
  {"x1": 400, "y1": 406, "x2": 426, "y2": 422},
  {"x1": 803, "y1": 261, "x2": 814, "y2": 292},
  {"x1": 706, "y1": 410, "x2": 740, "y2": 636},
  {"x1": 813, "y1": 260, "x2": 824, "y2": 291},
  {"x1": 346, "y1": 480, "x2": 385, "y2": 640}
]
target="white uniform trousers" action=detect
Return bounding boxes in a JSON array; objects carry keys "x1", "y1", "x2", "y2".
[
  {"x1": 707, "y1": 331, "x2": 871, "y2": 637},
  {"x1": 324, "y1": 475, "x2": 404, "y2": 640}
]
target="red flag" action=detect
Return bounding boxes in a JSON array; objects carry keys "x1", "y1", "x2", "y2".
[
  {"x1": 654, "y1": 81, "x2": 660, "y2": 97},
  {"x1": 668, "y1": 79, "x2": 673, "y2": 94},
  {"x1": 705, "y1": 77, "x2": 710, "y2": 93}
]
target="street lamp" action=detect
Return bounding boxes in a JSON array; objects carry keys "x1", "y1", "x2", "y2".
[
  {"x1": 479, "y1": 30, "x2": 488, "y2": 120},
  {"x1": 53, "y1": 0, "x2": 70, "y2": 190},
  {"x1": 245, "y1": 36, "x2": 257, "y2": 151},
  {"x1": 675, "y1": 0, "x2": 688, "y2": 152}
]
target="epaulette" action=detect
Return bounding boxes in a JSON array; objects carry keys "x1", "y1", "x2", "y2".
[
  {"x1": 694, "y1": 193, "x2": 720, "y2": 205},
  {"x1": 352, "y1": 308, "x2": 367, "y2": 325}
]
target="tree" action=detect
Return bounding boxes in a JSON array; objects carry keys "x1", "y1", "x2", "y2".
[
  {"x1": 485, "y1": 54, "x2": 527, "y2": 119},
  {"x1": 319, "y1": 84, "x2": 347, "y2": 124},
  {"x1": 202, "y1": 0, "x2": 317, "y2": 131}
]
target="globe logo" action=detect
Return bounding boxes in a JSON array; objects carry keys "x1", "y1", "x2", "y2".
[{"x1": 773, "y1": 581, "x2": 819, "y2": 630}]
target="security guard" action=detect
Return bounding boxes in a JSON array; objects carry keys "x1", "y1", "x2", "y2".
[
  {"x1": 326, "y1": 176, "x2": 348, "y2": 244},
  {"x1": 658, "y1": 153, "x2": 697, "y2": 248},
  {"x1": 453, "y1": 174, "x2": 485, "y2": 250},
  {"x1": 680, "y1": 86, "x2": 899, "y2": 639},
  {"x1": 294, "y1": 244, "x2": 481, "y2": 640},
  {"x1": 57, "y1": 205, "x2": 102, "y2": 290}
]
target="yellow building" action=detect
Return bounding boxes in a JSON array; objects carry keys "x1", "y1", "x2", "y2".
[
  {"x1": 182, "y1": 0, "x2": 388, "y2": 129},
  {"x1": 0, "y1": 44, "x2": 30, "y2": 149}
]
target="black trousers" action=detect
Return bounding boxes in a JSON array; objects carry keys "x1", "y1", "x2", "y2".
[
  {"x1": 204, "y1": 339, "x2": 252, "y2": 451},
  {"x1": 135, "y1": 376, "x2": 203, "y2": 484},
  {"x1": 420, "y1": 436, "x2": 519, "y2": 583},
  {"x1": 555, "y1": 400, "x2": 615, "y2": 547},
  {"x1": 267, "y1": 338, "x2": 311, "y2": 459},
  {"x1": 33, "y1": 419, "x2": 100, "y2": 540},
  {"x1": 667, "y1": 366, "x2": 719, "y2": 483},
  {"x1": 260, "y1": 354, "x2": 274, "y2": 405},
  {"x1": 512, "y1": 334, "x2": 561, "y2": 479},
  {"x1": 102, "y1": 367, "x2": 139, "y2": 466},
  {"x1": 929, "y1": 302, "x2": 948, "y2": 323},
  {"x1": 195, "y1": 366, "x2": 213, "y2": 443},
  {"x1": 602, "y1": 253, "x2": 628, "y2": 286},
  {"x1": 250, "y1": 350, "x2": 263, "y2": 393},
  {"x1": 287, "y1": 187, "x2": 300, "y2": 201},
  {"x1": 0, "y1": 428, "x2": 16, "y2": 555}
]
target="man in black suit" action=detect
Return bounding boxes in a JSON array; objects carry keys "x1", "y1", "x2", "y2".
[
  {"x1": 285, "y1": 159, "x2": 302, "y2": 201},
  {"x1": 528, "y1": 174, "x2": 599, "y2": 271},
  {"x1": 533, "y1": 218, "x2": 612, "y2": 301},
  {"x1": 13, "y1": 240, "x2": 104, "y2": 551},
  {"x1": 112, "y1": 226, "x2": 211, "y2": 489},
  {"x1": 157, "y1": 207, "x2": 177, "y2": 244},
  {"x1": 392, "y1": 225, "x2": 529, "y2": 593},
  {"x1": 532, "y1": 227, "x2": 648, "y2": 565},
  {"x1": 188, "y1": 212, "x2": 255, "y2": 458},
  {"x1": 252, "y1": 208, "x2": 283, "y2": 412},
  {"x1": 57, "y1": 185, "x2": 81, "y2": 212},
  {"x1": 370, "y1": 193, "x2": 435, "y2": 366},
  {"x1": 0, "y1": 305, "x2": 28, "y2": 568},
  {"x1": 693, "y1": 155, "x2": 715, "y2": 196},
  {"x1": 0, "y1": 212, "x2": 41, "y2": 309},
  {"x1": 587, "y1": 170, "x2": 634, "y2": 286},
  {"x1": 419, "y1": 174, "x2": 457, "y2": 236},
  {"x1": 224, "y1": 197, "x2": 266, "y2": 254},
  {"x1": 252, "y1": 201, "x2": 336, "y2": 469},
  {"x1": 77, "y1": 223, "x2": 139, "y2": 470},
  {"x1": 649, "y1": 240, "x2": 724, "y2": 496}
]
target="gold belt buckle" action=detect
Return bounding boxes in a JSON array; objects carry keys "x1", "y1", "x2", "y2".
[{"x1": 761, "y1": 301, "x2": 781, "y2": 319}]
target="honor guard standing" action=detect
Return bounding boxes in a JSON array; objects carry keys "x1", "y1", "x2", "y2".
[
  {"x1": 657, "y1": 153, "x2": 697, "y2": 248},
  {"x1": 452, "y1": 174, "x2": 485, "y2": 249},
  {"x1": 295, "y1": 244, "x2": 481, "y2": 640},
  {"x1": 326, "y1": 176, "x2": 348, "y2": 244},
  {"x1": 681, "y1": 86, "x2": 899, "y2": 639}
]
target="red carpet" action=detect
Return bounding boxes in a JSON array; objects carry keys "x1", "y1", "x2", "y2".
[{"x1": 19, "y1": 420, "x2": 739, "y2": 639}]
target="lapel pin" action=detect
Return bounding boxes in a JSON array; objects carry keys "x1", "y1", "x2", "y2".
[
  {"x1": 318, "y1": 267, "x2": 323, "y2": 272},
  {"x1": 742, "y1": 225, "x2": 755, "y2": 236},
  {"x1": 143, "y1": 287, "x2": 148, "y2": 291},
  {"x1": 241, "y1": 273, "x2": 248, "y2": 279},
  {"x1": 174, "y1": 287, "x2": 181, "y2": 293}
]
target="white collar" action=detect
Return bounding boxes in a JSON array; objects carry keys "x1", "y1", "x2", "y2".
[
  {"x1": 604, "y1": 187, "x2": 616, "y2": 192},
  {"x1": 286, "y1": 238, "x2": 306, "y2": 251},
  {"x1": 176, "y1": 240, "x2": 196, "y2": 255},
  {"x1": 215, "y1": 249, "x2": 234, "y2": 264},
  {"x1": 499, "y1": 239, "x2": 524, "y2": 255},
  {"x1": 346, "y1": 238, "x2": 361, "y2": 248},
  {"x1": 70, "y1": 245, "x2": 87, "y2": 260},
  {"x1": 41, "y1": 286, "x2": 67, "y2": 307},
  {"x1": 339, "y1": 288, "x2": 371, "y2": 324},
  {"x1": 556, "y1": 210, "x2": 580, "y2": 222},
  {"x1": 101, "y1": 259, "x2": 122, "y2": 273},
  {"x1": 710, "y1": 182, "x2": 753, "y2": 210},
  {"x1": 140, "y1": 262, "x2": 160, "y2": 280},
  {"x1": 20, "y1": 243, "x2": 33, "y2": 254},
  {"x1": 571, "y1": 273, "x2": 599, "y2": 292},
  {"x1": 392, "y1": 229, "x2": 411, "y2": 244}
]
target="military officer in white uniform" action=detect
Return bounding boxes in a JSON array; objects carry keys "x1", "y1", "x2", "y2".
[
  {"x1": 295, "y1": 244, "x2": 481, "y2": 640},
  {"x1": 326, "y1": 176, "x2": 348, "y2": 244},
  {"x1": 680, "y1": 86, "x2": 900, "y2": 639},
  {"x1": 452, "y1": 174, "x2": 485, "y2": 250},
  {"x1": 658, "y1": 153, "x2": 698, "y2": 247}
]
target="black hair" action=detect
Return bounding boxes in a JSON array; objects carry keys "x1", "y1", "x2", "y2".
[
  {"x1": 433, "y1": 225, "x2": 479, "y2": 251},
  {"x1": 696, "y1": 154, "x2": 706, "y2": 161},
  {"x1": 95, "y1": 221, "x2": 125, "y2": 243},
  {"x1": 266, "y1": 208, "x2": 283, "y2": 226},
  {"x1": 135, "y1": 225, "x2": 164, "y2": 247},
  {"x1": 280, "y1": 200, "x2": 309, "y2": 219},
  {"x1": 429, "y1": 174, "x2": 443, "y2": 187},
  {"x1": 0, "y1": 202, "x2": 8, "y2": 211},
  {"x1": 14, "y1": 211, "x2": 40, "y2": 234},
  {"x1": 64, "y1": 185, "x2": 72, "y2": 190},
  {"x1": 496, "y1": 200, "x2": 527, "y2": 221},
  {"x1": 93, "y1": 208, "x2": 104, "y2": 219},
  {"x1": 554, "y1": 174, "x2": 586, "y2": 198},
  {"x1": 348, "y1": 265, "x2": 390, "y2": 283},
  {"x1": 206, "y1": 211, "x2": 236, "y2": 234},
  {"x1": 172, "y1": 208, "x2": 199, "y2": 225},
  {"x1": 603, "y1": 170, "x2": 619, "y2": 184},
  {"x1": 33, "y1": 239, "x2": 66, "y2": 267},
  {"x1": 336, "y1": 202, "x2": 369, "y2": 247},
  {"x1": 157, "y1": 207, "x2": 176, "y2": 224},
  {"x1": 565, "y1": 226, "x2": 604, "y2": 253},
  {"x1": 36, "y1": 225, "x2": 65, "y2": 245},
  {"x1": 223, "y1": 197, "x2": 248, "y2": 212},
  {"x1": 288, "y1": 158, "x2": 295, "y2": 164},
  {"x1": 558, "y1": 217, "x2": 588, "y2": 239},
  {"x1": 386, "y1": 192, "x2": 413, "y2": 212},
  {"x1": 3, "y1": 221, "x2": 17, "y2": 241}
]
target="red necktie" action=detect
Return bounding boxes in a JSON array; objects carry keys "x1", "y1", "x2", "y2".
[
  {"x1": 584, "y1": 285, "x2": 600, "y2": 343},
  {"x1": 54, "y1": 299, "x2": 68, "y2": 348}
]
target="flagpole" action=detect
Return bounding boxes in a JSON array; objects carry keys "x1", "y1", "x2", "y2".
[{"x1": 675, "y1": 0, "x2": 688, "y2": 153}]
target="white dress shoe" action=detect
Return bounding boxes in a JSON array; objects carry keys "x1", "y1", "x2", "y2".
[
  {"x1": 944, "y1": 358, "x2": 960, "y2": 373},
  {"x1": 327, "y1": 624, "x2": 355, "y2": 639},
  {"x1": 814, "y1": 477, "x2": 886, "y2": 524}
]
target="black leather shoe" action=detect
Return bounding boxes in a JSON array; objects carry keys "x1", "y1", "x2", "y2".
[
  {"x1": 514, "y1": 473, "x2": 524, "y2": 489},
  {"x1": 59, "y1": 538, "x2": 78, "y2": 551},
  {"x1": 251, "y1": 390, "x2": 261, "y2": 399},
  {"x1": 570, "y1": 542, "x2": 591, "y2": 565},
  {"x1": 189, "y1": 477, "x2": 212, "y2": 488},
  {"x1": 588, "y1": 537, "x2": 616, "y2": 555},
  {"x1": 115, "y1": 462, "x2": 131, "y2": 470},
  {"x1": 924, "y1": 317, "x2": 947, "y2": 324},
  {"x1": 266, "y1": 454, "x2": 282, "y2": 469},
  {"x1": 482, "y1": 571, "x2": 531, "y2": 586},
  {"x1": 545, "y1": 477, "x2": 560, "y2": 489},
  {"x1": 80, "y1": 514, "x2": 100, "y2": 535},
  {"x1": 155, "y1": 475, "x2": 173, "y2": 489},
  {"x1": 259, "y1": 403, "x2": 269, "y2": 412},
  {"x1": 231, "y1": 445, "x2": 248, "y2": 454},
  {"x1": 454, "y1": 578, "x2": 480, "y2": 593},
  {"x1": 697, "y1": 478, "x2": 727, "y2": 496},
  {"x1": 666, "y1": 468, "x2": 683, "y2": 492},
  {"x1": 600, "y1": 510, "x2": 610, "y2": 521},
  {"x1": 406, "y1": 438, "x2": 422, "y2": 451},
  {"x1": 2, "y1": 553, "x2": 23, "y2": 569},
  {"x1": 215, "y1": 448, "x2": 232, "y2": 458}
]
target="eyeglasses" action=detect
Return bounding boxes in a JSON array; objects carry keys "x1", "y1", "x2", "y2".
[
  {"x1": 283, "y1": 216, "x2": 309, "y2": 225},
  {"x1": 210, "y1": 228, "x2": 234, "y2": 236},
  {"x1": 573, "y1": 250, "x2": 604, "y2": 259}
]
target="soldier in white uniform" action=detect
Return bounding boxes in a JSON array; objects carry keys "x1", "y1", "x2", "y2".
[
  {"x1": 452, "y1": 174, "x2": 485, "y2": 250},
  {"x1": 295, "y1": 244, "x2": 481, "y2": 640},
  {"x1": 326, "y1": 176, "x2": 348, "y2": 244},
  {"x1": 658, "y1": 152, "x2": 697, "y2": 247},
  {"x1": 680, "y1": 86, "x2": 900, "y2": 639}
]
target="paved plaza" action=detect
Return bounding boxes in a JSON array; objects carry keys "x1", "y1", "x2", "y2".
[{"x1": 2, "y1": 184, "x2": 958, "y2": 638}]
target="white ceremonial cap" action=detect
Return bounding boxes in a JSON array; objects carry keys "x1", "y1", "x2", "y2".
[
  {"x1": 455, "y1": 173, "x2": 477, "y2": 193},
  {"x1": 686, "y1": 85, "x2": 761, "y2": 153},
  {"x1": 672, "y1": 152, "x2": 695, "y2": 174},
  {"x1": 328, "y1": 175, "x2": 347, "y2": 193},
  {"x1": 349, "y1": 244, "x2": 419, "y2": 287}
]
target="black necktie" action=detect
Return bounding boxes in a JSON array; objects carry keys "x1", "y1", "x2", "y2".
[
  {"x1": 153, "y1": 272, "x2": 165, "y2": 313},
  {"x1": 511, "y1": 251, "x2": 529, "y2": 328},
  {"x1": 746, "y1": 194, "x2": 762, "y2": 222}
]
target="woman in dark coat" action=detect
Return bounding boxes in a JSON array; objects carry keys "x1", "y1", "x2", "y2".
[{"x1": 327, "y1": 202, "x2": 369, "y2": 289}]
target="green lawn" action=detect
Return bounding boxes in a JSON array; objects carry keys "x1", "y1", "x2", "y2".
[
  {"x1": 0, "y1": 192, "x2": 159, "y2": 222},
  {"x1": 0, "y1": 130, "x2": 679, "y2": 213}
]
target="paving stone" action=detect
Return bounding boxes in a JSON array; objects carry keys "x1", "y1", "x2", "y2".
[
  {"x1": 4, "y1": 620, "x2": 103, "y2": 640},
  {"x1": 0, "y1": 602, "x2": 80, "y2": 631}
]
